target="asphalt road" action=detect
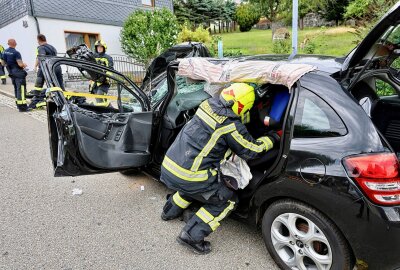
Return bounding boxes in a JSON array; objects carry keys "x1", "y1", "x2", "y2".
[{"x1": 0, "y1": 94, "x2": 279, "y2": 270}]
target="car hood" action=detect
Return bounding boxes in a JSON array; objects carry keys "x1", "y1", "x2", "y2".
[{"x1": 244, "y1": 54, "x2": 344, "y2": 74}]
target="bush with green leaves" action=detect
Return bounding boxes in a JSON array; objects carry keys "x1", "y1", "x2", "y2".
[
  {"x1": 120, "y1": 8, "x2": 179, "y2": 67},
  {"x1": 178, "y1": 24, "x2": 211, "y2": 43},
  {"x1": 235, "y1": 4, "x2": 260, "y2": 32},
  {"x1": 272, "y1": 40, "x2": 291, "y2": 54}
]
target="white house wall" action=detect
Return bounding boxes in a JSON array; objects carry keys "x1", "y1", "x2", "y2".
[
  {"x1": 0, "y1": 16, "x2": 39, "y2": 71},
  {"x1": 37, "y1": 17, "x2": 125, "y2": 56},
  {"x1": 0, "y1": 15, "x2": 125, "y2": 68}
]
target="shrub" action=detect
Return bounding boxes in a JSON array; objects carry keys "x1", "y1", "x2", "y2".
[
  {"x1": 272, "y1": 40, "x2": 291, "y2": 54},
  {"x1": 120, "y1": 8, "x2": 179, "y2": 67},
  {"x1": 209, "y1": 35, "x2": 222, "y2": 57},
  {"x1": 178, "y1": 24, "x2": 211, "y2": 43},
  {"x1": 235, "y1": 4, "x2": 260, "y2": 32}
]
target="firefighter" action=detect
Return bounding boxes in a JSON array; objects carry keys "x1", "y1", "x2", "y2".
[
  {"x1": 29, "y1": 34, "x2": 64, "y2": 109},
  {"x1": 1, "y1": 39, "x2": 28, "y2": 112},
  {"x1": 0, "y1": 44, "x2": 6, "y2": 84},
  {"x1": 160, "y1": 83, "x2": 280, "y2": 254},
  {"x1": 91, "y1": 40, "x2": 113, "y2": 106}
]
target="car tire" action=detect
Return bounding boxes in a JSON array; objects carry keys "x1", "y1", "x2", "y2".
[
  {"x1": 119, "y1": 168, "x2": 141, "y2": 176},
  {"x1": 262, "y1": 199, "x2": 353, "y2": 270}
]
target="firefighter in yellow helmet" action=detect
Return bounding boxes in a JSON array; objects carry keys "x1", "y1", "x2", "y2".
[
  {"x1": 160, "y1": 83, "x2": 280, "y2": 254},
  {"x1": 91, "y1": 40, "x2": 113, "y2": 106}
]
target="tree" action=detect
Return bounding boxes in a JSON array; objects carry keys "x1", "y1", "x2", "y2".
[
  {"x1": 248, "y1": 0, "x2": 282, "y2": 22},
  {"x1": 235, "y1": 3, "x2": 261, "y2": 32},
  {"x1": 345, "y1": 0, "x2": 397, "y2": 21},
  {"x1": 120, "y1": 9, "x2": 179, "y2": 67},
  {"x1": 321, "y1": 0, "x2": 349, "y2": 26}
]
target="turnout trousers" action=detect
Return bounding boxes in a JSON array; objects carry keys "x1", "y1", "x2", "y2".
[
  {"x1": 10, "y1": 69, "x2": 27, "y2": 111},
  {"x1": 0, "y1": 65, "x2": 6, "y2": 83},
  {"x1": 163, "y1": 183, "x2": 238, "y2": 241}
]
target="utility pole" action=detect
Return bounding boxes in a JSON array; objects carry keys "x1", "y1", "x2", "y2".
[{"x1": 289, "y1": 0, "x2": 298, "y2": 60}]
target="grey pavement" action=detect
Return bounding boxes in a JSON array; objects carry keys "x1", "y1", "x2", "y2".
[{"x1": 0, "y1": 92, "x2": 279, "y2": 270}]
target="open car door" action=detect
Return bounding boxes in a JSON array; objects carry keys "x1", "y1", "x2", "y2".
[{"x1": 39, "y1": 57, "x2": 153, "y2": 177}]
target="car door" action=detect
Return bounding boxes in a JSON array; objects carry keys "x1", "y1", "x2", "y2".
[
  {"x1": 39, "y1": 57, "x2": 154, "y2": 177},
  {"x1": 341, "y1": 2, "x2": 400, "y2": 86}
]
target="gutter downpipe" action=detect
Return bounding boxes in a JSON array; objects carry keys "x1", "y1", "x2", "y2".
[
  {"x1": 28, "y1": 0, "x2": 40, "y2": 34},
  {"x1": 288, "y1": 0, "x2": 298, "y2": 60}
]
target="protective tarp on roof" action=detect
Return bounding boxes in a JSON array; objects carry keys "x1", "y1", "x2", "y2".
[{"x1": 177, "y1": 58, "x2": 317, "y2": 89}]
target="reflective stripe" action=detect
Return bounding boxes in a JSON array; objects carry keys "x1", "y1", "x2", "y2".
[
  {"x1": 172, "y1": 192, "x2": 191, "y2": 209},
  {"x1": 196, "y1": 207, "x2": 214, "y2": 223},
  {"x1": 196, "y1": 201, "x2": 236, "y2": 231},
  {"x1": 199, "y1": 100, "x2": 227, "y2": 124},
  {"x1": 36, "y1": 101, "x2": 46, "y2": 108},
  {"x1": 33, "y1": 87, "x2": 44, "y2": 91},
  {"x1": 214, "y1": 200, "x2": 235, "y2": 223},
  {"x1": 241, "y1": 111, "x2": 251, "y2": 124},
  {"x1": 191, "y1": 123, "x2": 236, "y2": 171},
  {"x1": 49, "y1": 88, "x2": 128, "y2": 102},
  {"x1": 196, "y1": 108, "x2": 216, "y2": 130},
  {"x1": 0, "y1": 75, "x2": 6, "y2": 79},
  {"x1": 16, "y1": 100, "x2": 27, "y2": 105},
  {"x1": 96, "y1": 57, "x2": 110, "y2": 67},
  {"x1": 162, "y1": 156, "x2": 209, "y2": 182},
  {"x1": 231, "y1": 131, "x2": 265, "y2": 153},
  {"x1": 257, "y1": 137, "x2": 274, "y2": 151},
  {"x1": 21, "y1": 84, "x2": 25, "y2": 101}
]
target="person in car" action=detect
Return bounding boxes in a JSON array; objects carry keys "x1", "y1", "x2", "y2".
[{"x1": 160, "y1": 83, "x2": 280, "y2": 254}]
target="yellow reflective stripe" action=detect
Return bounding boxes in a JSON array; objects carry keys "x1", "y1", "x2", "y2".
[
  {"x1": 21, "y1": 84, "x2": 25, "y2": 101},
  {"x1": 94, "y1": 101, "x2": 110, "y2": 107},
  {"x1": 208, "y1": 220, "x2": 220, "y2": 231},
  {"x1": 36, "y1": 101, "x2": 46, "y2": 108},
  {"x1": 191, "y1": 123, "x2": 236, "y2": 172},
  {"x1": 172, "y1": 192, "x2": 191, "y2": 209},
  {"x1": 231, "y1": 131, "x2": 265, "y2": 153},
  {"x1": 35, "y1": 47, "x2": 39, "y2": 56},
  {"x1": 257, "y1": 137, "x2": 274, "y2": 151},
  {"x1": 16, "y1": 100, "x2": 27, "y2": 105},
  {"x1": 195, "y1": 207, "x2": 214, "y2": 223},
  {"x1": 214, "y1": 200, "x2": 235, "y2": 223},
  {"x1": 0, "y1": 75, "x2": 6, "y2": 79},
  {"x1": 196, "y1": 108, "x2": 216, "y2": 130},
  {"x1": 199, "y1": 100, "x2": 227, "y2": 124},
  {"x1": 96, "y1": 57, "x2": 109, "y2": 67},
  {"x1": 241, "y1": 111, "x2": 251, "y2": 124},
  {"x1": 162, "y1": 156, "x2": 209, "y2": 182}
]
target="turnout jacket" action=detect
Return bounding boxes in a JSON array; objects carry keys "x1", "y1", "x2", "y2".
[{"x1": 161, "y1": 97, "x2": 274, "y2": 195}]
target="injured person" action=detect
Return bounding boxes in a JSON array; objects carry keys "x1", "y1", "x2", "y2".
[{"x1": 159, "y1": 82, "x2": 281, "y2": 254}]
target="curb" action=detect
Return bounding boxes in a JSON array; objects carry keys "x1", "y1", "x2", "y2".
[{"x1": 0, "y1": 88, "x2": 14, "y2": 99}]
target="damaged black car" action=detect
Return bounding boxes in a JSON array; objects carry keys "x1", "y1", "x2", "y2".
[{"x1": 40, "y1": 4, "x2": 400, "y2": 270}]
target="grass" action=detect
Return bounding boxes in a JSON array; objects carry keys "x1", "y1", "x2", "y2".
[{"x1": 216, "y1": 26, "x2": 358, "y2": 57}]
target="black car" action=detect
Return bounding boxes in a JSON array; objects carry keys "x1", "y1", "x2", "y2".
[{"x1": 39, "y1": 4, "x2": 400, "y2": 270}]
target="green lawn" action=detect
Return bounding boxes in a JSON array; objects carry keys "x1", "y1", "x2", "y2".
[{"x1": 216, "y1": 27, "x2": 358, "y2": 57}]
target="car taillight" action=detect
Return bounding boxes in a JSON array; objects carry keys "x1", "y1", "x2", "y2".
[{"x1": 343, "y1": 153, "x2": 400, "y2": 206}]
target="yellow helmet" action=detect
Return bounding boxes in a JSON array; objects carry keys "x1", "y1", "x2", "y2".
[
  {"x1": 94, "y1": 40, "x2": 107, "y2": 52},
  {"x1": 220, "y1": 83, "x2": 255, "y2": 121}
]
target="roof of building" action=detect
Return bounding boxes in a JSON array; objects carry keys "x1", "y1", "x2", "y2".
[{"x1": 0, "y1": 0, "x2": 173, "y2": 28}]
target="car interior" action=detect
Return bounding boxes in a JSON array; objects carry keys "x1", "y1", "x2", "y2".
[{"x1": 350, "y1": 23, "x2": 400, "y2": 156}]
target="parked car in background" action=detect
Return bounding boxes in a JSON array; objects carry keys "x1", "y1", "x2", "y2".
[{"x1": 40, "y1": 3, "x2": 400, "y2": 269}]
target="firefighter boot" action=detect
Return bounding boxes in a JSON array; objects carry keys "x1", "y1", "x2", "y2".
[
  {"x1": 1, "y1": 78, "x2": 5, "y2": 85},
  {"x1": 177, "y1": 230, "x2": 211, "y2": 255},
  {"x1": 161, "y1": 192, "x2": 192, "y2": 221}
]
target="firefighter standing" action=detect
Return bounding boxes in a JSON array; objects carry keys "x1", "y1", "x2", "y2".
[
  {"x1": 91, "y1": 40, "x2": 113, "y2": 105},
  {"x1": 0, "y1": 44, "x2": 6, "y2": 84},
  {"x1": 29, "y1": 34, "x2": 64, "y2": 109},
  {"x1": 160, "y1": 83, "x2": 279, "y2": 254},
  {"x1": 1, "y1": 39, "x2": 28, "y2": 112}
]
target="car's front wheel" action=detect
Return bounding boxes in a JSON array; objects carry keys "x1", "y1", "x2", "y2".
[{"x1": 262, "y1": 199, "x2": 353, "y2": 270}]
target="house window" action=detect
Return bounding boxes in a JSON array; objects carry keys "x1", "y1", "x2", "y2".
[
  {"x1": 142, "y1": 0, "x2": 154, "y2": 6},
  {"x1": 65, "y1": 32, "x2": 99, "y2": 51}
]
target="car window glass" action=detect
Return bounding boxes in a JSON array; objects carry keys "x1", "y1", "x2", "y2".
[
  {"x1": 376, "y1": 79, "x2": 397, "y2": 96},
  {"x1": 55, "y1": 63, "x2": 144, "y2": 113},
  {"x1": 294, "y1": 90, "x2": 347, "y2": 138}
]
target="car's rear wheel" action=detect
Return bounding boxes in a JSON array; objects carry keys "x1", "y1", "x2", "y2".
[{"x1": 262, "y1": 200, "x2": 352, "y2": 270}]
